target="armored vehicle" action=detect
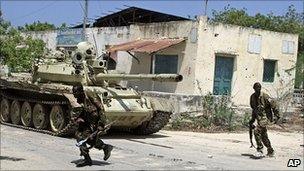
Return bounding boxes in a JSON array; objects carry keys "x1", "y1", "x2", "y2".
[{"x1": 0, "y1": 42, "x2": 182, "y2": 136}]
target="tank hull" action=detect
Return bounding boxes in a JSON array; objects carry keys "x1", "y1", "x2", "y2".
[{"x1": 0, "y1": 73, "x2": 171, "y2": 136}]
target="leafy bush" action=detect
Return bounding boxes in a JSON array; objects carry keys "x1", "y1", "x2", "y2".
[
  {"x1": 0, "y1": 19, "x2": 45, "y2": 72},
  {"x1": 241, "y1": 112, "x2": 251, "y2": 127},
  {"x1": 170, "y1": 94, "x2": 238, "y2": 132}
]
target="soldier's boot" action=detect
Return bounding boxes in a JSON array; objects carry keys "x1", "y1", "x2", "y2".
[
  {"x1": 254, "y1": 147, "x2": 264, "y2": 158},
  {"x1": 254, "y1": 151, "x2": 264, "y2": 158},
  {"x1": 266, "y1": 147, "x2": 274, "y2": 157},
  {"x1": 76, "y1": 156, "x2": 92, "y2": 167},
  {"x1": 103, "y1": 144, "x2": 113, "y2": 161},
  {"x1": 256, "y1": 147, "x2": 263, "y2": 154}
]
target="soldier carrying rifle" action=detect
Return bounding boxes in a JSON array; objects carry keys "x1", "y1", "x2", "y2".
[
  {"x1": 249, "y1": 82, "x2": 281, "y2": 158},
  {"x1": 71, "y1": 85, "x2": 113, "y2": 167}
]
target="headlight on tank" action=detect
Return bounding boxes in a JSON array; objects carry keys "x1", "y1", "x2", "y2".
[
  {"x1": 139, "y1": 97, "x2": 151, "y2": 109},
  {"x1": 136, "y1": 97, "x2": 144, "y2": 108}
]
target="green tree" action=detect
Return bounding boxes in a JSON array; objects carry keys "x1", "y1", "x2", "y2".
[
  {"x1": 18, "y1": 22, "x2": 68, "y2": 31},
  {"x1": 0, "y1": 18, "x2": 10, "y2": 35},
  {"x1": 19, "y1": 21, "x2": 56, "y2": 31},
  {"x1": 0, "y1": 19, "x2": 45, "y2": 72},
  {"x1": 58, "y1": 23, "x2": 68, "y2": 29},
  {"x1": 211, "y1": 5, "x2": 304, "y2": 88}
]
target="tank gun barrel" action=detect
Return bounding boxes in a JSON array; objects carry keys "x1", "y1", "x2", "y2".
[{"x1": 95, "y1": 73, "x2": 183, "y2": 82}]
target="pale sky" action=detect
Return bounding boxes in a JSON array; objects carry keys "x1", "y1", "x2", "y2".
[{"x1": 1, "y1": 0, "x2": 303, "y2": 27}]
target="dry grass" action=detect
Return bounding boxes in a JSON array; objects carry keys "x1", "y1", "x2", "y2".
[{"x1": 165, "y1": 109, "x2": 304, "y2": 133}]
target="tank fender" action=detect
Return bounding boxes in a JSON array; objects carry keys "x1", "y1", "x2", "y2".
[
  {"x1": 147, "y1": 97, "x2": 175, "y2": 113},
  {"x1": 63, "y1": 93, "x2": 81, "y2": 108}
]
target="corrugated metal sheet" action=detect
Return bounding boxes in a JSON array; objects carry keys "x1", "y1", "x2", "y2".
[
  {"x1": 107, "y1": 38, "x2": 185, "y2": 54},
  {"x1": 93, "y1": 7, "x2": 190, "y2": 27}
]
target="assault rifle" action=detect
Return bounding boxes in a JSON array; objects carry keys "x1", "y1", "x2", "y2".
[
  {"x1": 249, "y1": 124, "x2": 256, "y2": 148},
  {"x1": 76, "y1": 120, "x2": 116, "y2": 147},
  {"x1": 248, "y1": 116, "x2": 282, "y2": 149}
]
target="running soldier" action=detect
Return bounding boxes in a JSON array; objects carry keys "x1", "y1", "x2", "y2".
[
  {"x1": 71, "y1": 85, "x2": 113, "y2": 167},
  {"x1": 249, "y1": 82, "x2": 280, "y2": 157}
]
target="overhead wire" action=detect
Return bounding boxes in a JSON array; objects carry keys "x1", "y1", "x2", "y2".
[
  {"x1": 10, "y1": 1, "x2": 57, "y2": 22},
  {"x1": 78, "y1": 1, "x2": 85, "y2": 14}
]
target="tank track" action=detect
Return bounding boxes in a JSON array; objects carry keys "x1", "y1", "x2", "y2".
[
  {"x1": 1, "y1": 90, "x2": 171, "y2": 136},
  {"x1": 0, "y1": 91, "x2": 77, "y2": 137},
  {"x1": 132, "y1": 111, "x2": 171, "y2": 135}
]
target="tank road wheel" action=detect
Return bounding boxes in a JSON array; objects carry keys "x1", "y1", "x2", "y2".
[
  {"x1": 10, "y1": 100, "x2": 21, "y2": 125},
  {"x1": 21, "y1": 102, "x2": 33, "y2": 127},
  {"x1": 132, "y1": 111, "x2": 171, "y2": 135},
  {"x1": 0, "y1": 99, "x2": 11, "y2": 122},
  {"x1": 33, "y1": 104, "x2": 48, "y2": 129},
  {"x1": 49, "y1": 105, "x2": 66, "y2": 132}
]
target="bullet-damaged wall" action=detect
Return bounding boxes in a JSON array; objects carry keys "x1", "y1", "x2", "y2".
[{"x1": 195, "y1": 16, "x2": 298, "y2": 106}]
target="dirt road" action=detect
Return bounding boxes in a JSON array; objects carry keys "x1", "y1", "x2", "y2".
[{"x1": 0, "y1": 125, "x2": 303, "y2": 170}]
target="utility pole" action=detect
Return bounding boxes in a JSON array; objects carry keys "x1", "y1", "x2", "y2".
[
  {"x1": 0, "y1": 0, "x2": 2, "y2": 19},
  {"x1": 83, "y1": 0, "x2": 88, "y2": 41},
  {"x1": 204, "y1": 0, "x2": 208, "y2": 16}
]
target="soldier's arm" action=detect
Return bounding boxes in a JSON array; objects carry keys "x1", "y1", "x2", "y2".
[
  {"x1": 86, "y1": 90, "x2": 103, "y2": 111},
  {"x1": 89, "y1": 96, "x2": 102, "y2": 109},
  {"x1": 249, "y1": 95, "x2": 256, "y2": 126},
  {"x1": 249, "y1": 112, "x2": 256, "y2": 126},
  {"x1": 270, "y1": 99, "x2": 281, "y2": 122},
  {"x1": 250, "y1": 95, "x2": 254, "y2": 109},
  {"x1": 71, "y1": 107, "x2": 85, "y2": 123},
  {"x1": 264, "y1": 93, "x2": 281, "y2": 122}
]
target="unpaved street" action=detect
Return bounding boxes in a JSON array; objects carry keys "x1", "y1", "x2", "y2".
[{"x1": 0, "y1": 125, "x2": 303, "y2": 170}]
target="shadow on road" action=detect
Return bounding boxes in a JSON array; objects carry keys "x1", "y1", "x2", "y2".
[
  {"x1": 125, "y1": 139, "x2": 173, "y2": 149},
  {"x1": 101, "y1": 130, "x2": 170, "y2": 139},
  {"x1": 241, "y1": 153, "x2": 264, "y2": 160},
  {"x1": 0, "y1": 156, "x2": 25, "y2": 161},
  {"x1": 71, "y1": 159, "x2": 111, "y2": 166},
  {"x1": 62, "y1": 130, "x2": 169, "y2": 141}
]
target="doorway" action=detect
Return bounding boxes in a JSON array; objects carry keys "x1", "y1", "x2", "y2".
[{"x1": 213, "y1": 56, "x2": 234, "y2": 95}]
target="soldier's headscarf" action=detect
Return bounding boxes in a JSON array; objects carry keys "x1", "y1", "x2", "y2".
[
  {"x1": 72, "y1": 85, "x2": 85, "y2": 103},
  {"x1": 253, "y1": 82, "x2": 261, "y2": 94}
]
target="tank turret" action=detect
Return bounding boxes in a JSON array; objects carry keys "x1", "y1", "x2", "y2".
[{"x1": 32, "y1": 42, "x2": 183, "y2": 86}]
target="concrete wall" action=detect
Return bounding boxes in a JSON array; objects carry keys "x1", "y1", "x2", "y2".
[
  {"x1": 195, "y1": 17, "x2": 298, "y2": 106},
  {"x1": 132, "y1": 21, "x2": 198, "y2": 94},
  {"x1": 24, "y1": 30, "x2": 57, "y2": 51},
  {"x1": 90, "y1": 26, "x2": 131, "y2": 54}
]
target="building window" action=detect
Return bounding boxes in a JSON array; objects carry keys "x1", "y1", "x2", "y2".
[
  {"x1": 154, "y1": 55, "x2": 178, "y2": 74},
  {"x1": 282, "y1": 40, "x2": 294, "y2": 54},
  {"x1": 263, "y1": 60, "x2": 276, "y2": 82},
  {"x1": 104, "y1": 56, "x2": 116, "y2": 70},
  {"x1": 248, "y1": 34, "x2": 262, "y2": 54}
]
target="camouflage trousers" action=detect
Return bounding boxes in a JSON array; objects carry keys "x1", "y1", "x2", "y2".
[
  {"x1": 76, "y1": 129, "x2": 106, "y2": 161},
  {"x1": 254, "y1": 125, "x2": 274, "y2": 153}
]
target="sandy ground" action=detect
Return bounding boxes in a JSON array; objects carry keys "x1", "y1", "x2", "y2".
[{"x1": 0, "y1": 125, "x2": 303, "y2": 170}]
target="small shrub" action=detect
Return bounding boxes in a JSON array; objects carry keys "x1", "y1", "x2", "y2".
[
  {"x1": 242, "y1": 112, "x2": 251, "y2": 127},
  {"x1": 168, "y1": 93, "x2": 240, "y2": 132}
]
